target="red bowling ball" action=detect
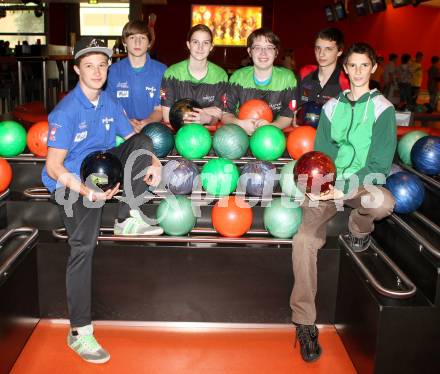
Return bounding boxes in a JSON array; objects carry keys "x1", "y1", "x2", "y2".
[
  {"x1": 212, "y1": 196, "x2": 253, "y2": 238},
  {"x1": 0, "y1": 158, "x2": 12, "y2": 192},
  {"x1": 293, "y1": 151, "x2": 336, "y2": 194},
  {"x1": 238, "y1": 99, "x2": 273, "y2": 123}
]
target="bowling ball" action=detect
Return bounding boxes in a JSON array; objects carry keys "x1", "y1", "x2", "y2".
[
  {"x1": 201, "y1": 158, "x2": 239, "y2": 196},
  {"x1": 115, "y1": 136, "x2": 125, "y2": 147},
  {"x1": 0, "y1": 158, "x2": 12, "y2": 193},
  {"x1": 238, "y1": 99, "x2": 273, "y2": 122},
  {"x1": 263, "y1": 197, "x2": 303, "y2": 238},
  {"x1": 385, "y1": 171, "x2": 425, "y2": 214},
  {"x1": 212, "y1": 196, "x2": 253, "y2": 237},
  {"x1": 397, "y1": 130, "x2": 428, "y2": 166},
  {"x1": 294, "y1": 151, "x2": 336, "y2": 194},
  {"x1": 298, "y1": 101, "x2": 322, "y2": 128},
  {"x1": 175, "y1": 123, "x2": 212, "y2": 159},
  {"x1": 80, "y1": 151, "x2": 123, "y2": 192},
  {"x1": 410, "y1": 136, "x2": 440, "y2": 175},
  {"x1": 169, "y1": 98, "x2": 200, "y2": 131},
  {"x1": 156, "y1": 196, "x2": 196, "y2": 236},
  {"x1": 163, "y1": 159, "x2": 200, "y2": 195},
  {"x1": 213, "y1": 124, "x2": 249, "y2": 159},
  {"x1": 286, "y1": 126, "x2": 317, "y2": 160},
  {"x1": 279, "y1": 160, "x2": 304, "y2": 199},
  {"x1": 250, "y1": 125, "x2": 286, "y2": 161},
  {"x1": 143, "y1": 122, "x2": 175, "y2": 157},
  {"x1": 26, "y1": 121, "x2": 48, "y2": 157},
  {"x1": 389, "y1": 163, "x2": 403, "y2": 176},
  {"x1": 0, "y1": 120, "x2": 27, "y2": 157},
  {"x1": 238, "y1": 160, "x2": 278, "y2": 197}
]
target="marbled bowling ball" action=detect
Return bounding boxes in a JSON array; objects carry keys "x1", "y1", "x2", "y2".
[
  {"x1": 293, "y1": 151, "x2": 336, "y2": 194},
  {"x1": 169, "y1": 98, "x2": 200, "y2": 131}
]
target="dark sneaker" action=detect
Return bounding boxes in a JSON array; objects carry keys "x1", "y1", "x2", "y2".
[
  {"x1": 347, "y1": 232, "x2": 371, "y2": 252},
  {"x1": 295, "y1": 324, "x2": 322, "y2": 363}
]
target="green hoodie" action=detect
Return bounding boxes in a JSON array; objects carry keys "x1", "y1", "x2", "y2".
[{"x1": 315, "y1": 89, "x2": 397, "y2": 194}]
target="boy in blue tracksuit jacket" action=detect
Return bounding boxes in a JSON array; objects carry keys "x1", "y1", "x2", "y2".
[{"x1": 106, "y1": 20, "x2": 166, "y2": 133}]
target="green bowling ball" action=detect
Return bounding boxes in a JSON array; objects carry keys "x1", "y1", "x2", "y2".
[
  {"x1": 279, "y1": 160, "x2": 304, "y2": 199},
  {"x1": 175, "y1": 123, "x2": 212, "y2": 159},
  {"x1": 156, "y1": 196, "x2": 196, "y2": 236},
  {"x1": 0, "y1": 120, "x2": 27, "y2": 157},
  {"x1": 250, "y1": 125, "x2": 286, "y2": 161},
  {"x1": 115, "y1": 136, "x2": 125, "y2": 147},
  {"x1": 264, "y1": 197, "x2": 303, "y2": 239},
  {"x1": 201, "y1": 158, "x2": 239, "y2": 196},
  {"x1": 213, "y1": 124, "x2": 249, "y2": 159},
  {"x1": 397, "y1": 130, "x2": 428, "y2": 166}
]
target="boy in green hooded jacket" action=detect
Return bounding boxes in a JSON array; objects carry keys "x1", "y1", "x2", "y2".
[{"x1": 291, "y1": 43, "x2": 396, "y2": 363}]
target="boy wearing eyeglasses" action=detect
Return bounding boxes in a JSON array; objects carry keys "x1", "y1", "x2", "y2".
[
  {"x1": 106, "y1": 20, "x2": 166, "y2": 133},
  {"x1": 223, "y1": 28, "x2": 298, "y2": 135}
]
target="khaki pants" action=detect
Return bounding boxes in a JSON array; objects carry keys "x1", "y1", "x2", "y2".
[{"x1": 290, "y1": 187, "x2": 395, "y2": 325}]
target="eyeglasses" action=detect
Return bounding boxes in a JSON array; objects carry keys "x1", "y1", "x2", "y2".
[{"x1": 251, "y1": 45, "x2": 277, "y2": 54}]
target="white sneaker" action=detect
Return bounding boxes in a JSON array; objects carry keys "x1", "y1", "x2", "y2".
[
  {"x1": 114, "y1": 209, "x2": 163, "y2": 236},
  {"x1": 67, "y1": 324, "x2": 110, "y2": 364}
]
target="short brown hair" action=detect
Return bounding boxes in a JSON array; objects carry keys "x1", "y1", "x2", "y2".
[
  {"x1": 187, "y1": 24, "x2": 213, "y2": 43},
  {"x1": 122, "y1": 20, "x2": 152, "y2": 42},
  {"x1": 247, "y1": 28, "x2": 280, "y2": 50},
  {"x1": 343, "y1": 42, "x2": 377, "y2": 66}
]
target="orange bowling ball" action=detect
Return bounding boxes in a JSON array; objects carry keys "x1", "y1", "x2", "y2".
[
  {"x1": 27, "y1": 121, "x2": 49, "y2": 157},
  {"x1": 212, "y1": 196, "x2": 253, "y2": 237},
  {"x1": 286, "y1": 126, "x2": 316, "y2": 160},
  {"x1": 238, "y1": 99, "x2": 273, "y2": 123},
  {"x1": 0, "y1": 158, "x2": 12, "y2": 192}
]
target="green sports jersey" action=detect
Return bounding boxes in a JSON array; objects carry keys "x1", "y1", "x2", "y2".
[
  {"x1": 225, "y1": 66, "x2": 298, "y2": 118},
  {"x1": 161, "y1": 60, "x2": 228, "y2": 108}
]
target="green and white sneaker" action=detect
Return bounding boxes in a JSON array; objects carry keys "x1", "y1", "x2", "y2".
[
  {"x1": 114, "y1": 209, "x2": 164, "y2": 236},
  {"x1": 67, "y1": 324, "x2": 110, "y2": 364}
]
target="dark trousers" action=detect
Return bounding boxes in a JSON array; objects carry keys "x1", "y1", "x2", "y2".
[
  {"x1": 411, "y1": 86, "x2": 420, "y2": 107},
  {"x1": 55, "y1": 133, "x2": 153, "y2": 328},
  {"x1": 399, "y1": 83, "x2": 412, "y2": 107}
]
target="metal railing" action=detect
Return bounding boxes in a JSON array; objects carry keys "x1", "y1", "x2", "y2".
[
  {"x1": 389, "y1": 213, "x2": 440, "y2": 259},
  {"x1": 339, "y1": 234, "x2": 417, "y2": 299},
  {"x1": 0, "y1": 227, "x2": 39, "y2": 279},
  {"x1": 0, "y1": 189, "x2": 9, "y2": 201},
  {"x1": 52, "y1": 227, "x2": 292, "y2": 245}
]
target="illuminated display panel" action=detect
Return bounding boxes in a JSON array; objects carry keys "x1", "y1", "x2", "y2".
[{"x1": 191, "y1": 5, "x2": 263, "y2": 47}]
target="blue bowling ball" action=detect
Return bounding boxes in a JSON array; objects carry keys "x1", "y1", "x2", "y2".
[
  {"x1": 238, "y1": 160, "x2": 278, "y2": 197},
  {"x1": 410, "y1": 136, "x2": 440, "y2": 175},
  {"x1": 299, "y1": 101, "x2": 323, "y2": 128},
  {"x1": 162, "y1": 158, "x2": 200, "y2": 195},
  {"x1": 385, "y1": 171, "x2": 425, "y2": 214}
]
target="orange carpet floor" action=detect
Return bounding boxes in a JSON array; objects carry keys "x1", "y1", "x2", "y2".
[{"x1": 11, "y1": 320, "x2": 356, "y2": 374}]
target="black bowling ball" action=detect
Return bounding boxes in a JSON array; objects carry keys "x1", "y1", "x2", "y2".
[
  {"x1": 80, "y1": 151, "x2": 123, "y2": 191},
  {"x1": 169, "y1": 98, "x2": 200, "y2": 131}
]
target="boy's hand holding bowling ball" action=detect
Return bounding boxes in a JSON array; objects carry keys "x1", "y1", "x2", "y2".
[{"x1": 307, "y1": 185, "x2": 344, "y2": 201}]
